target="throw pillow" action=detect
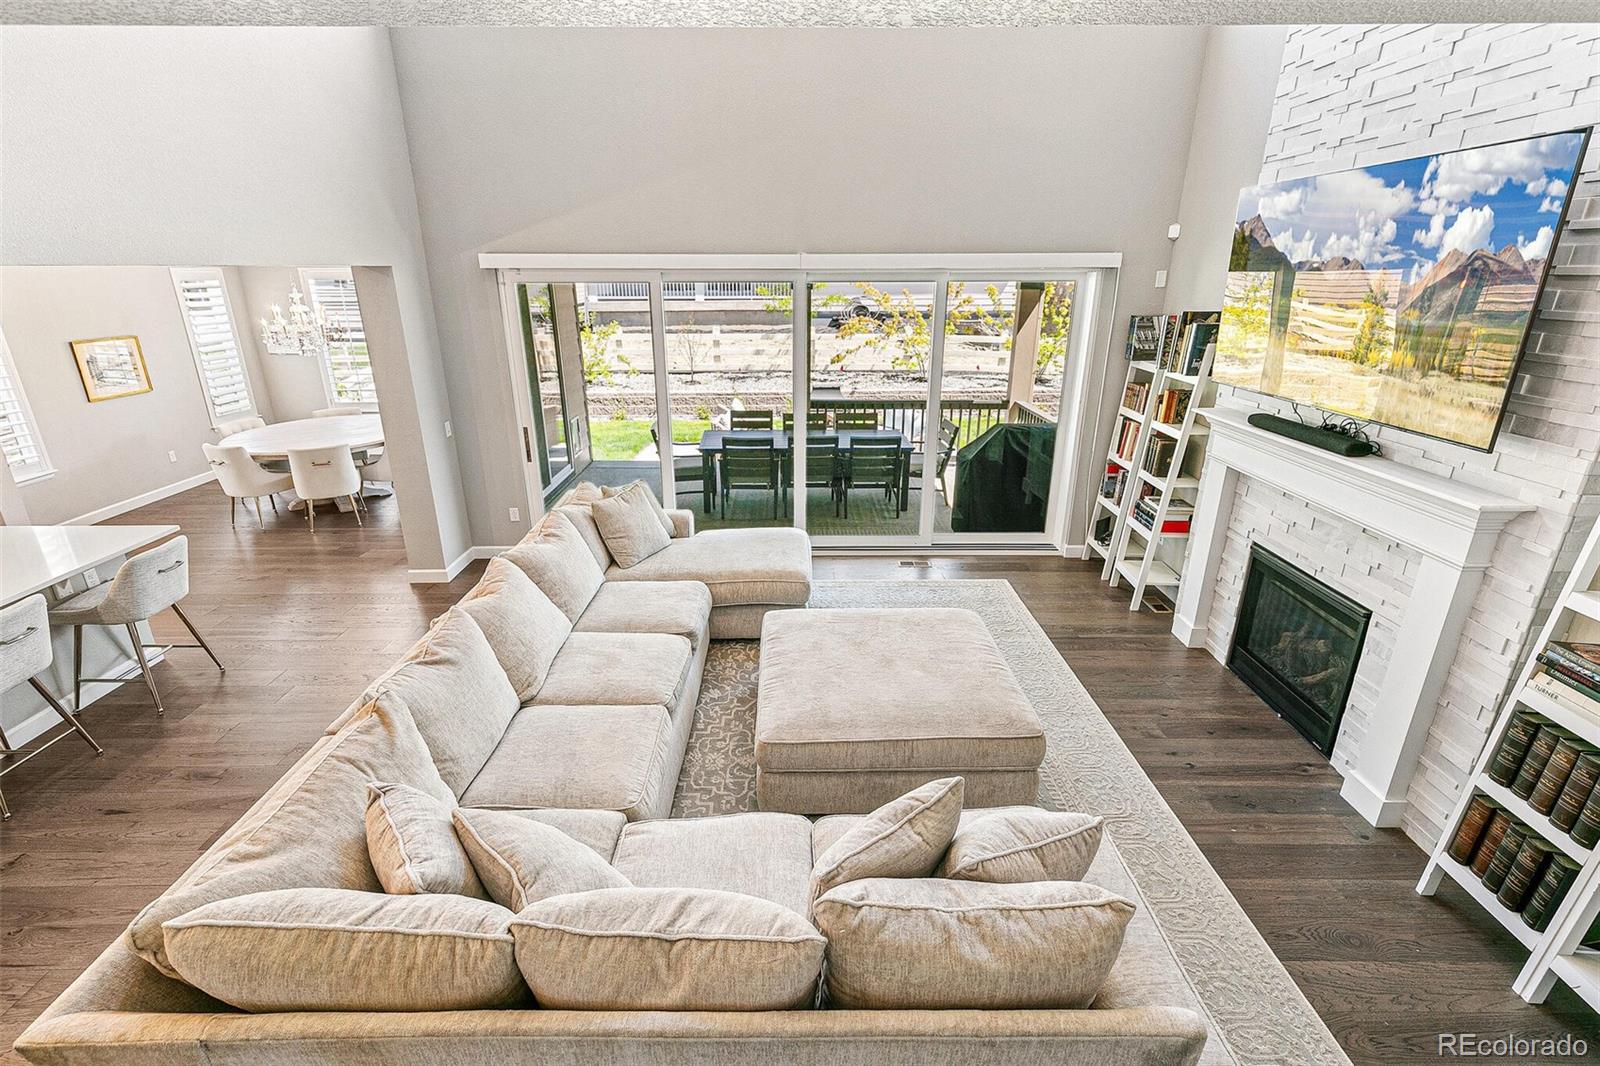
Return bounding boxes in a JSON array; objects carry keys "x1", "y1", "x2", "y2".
[
  {"x1": 592, "y1": 481, "x2": 673, "y2": 568},
  {"x1": 812, "y1": 878, "x2": 1135, "y2": 1009},
  {"x1": 364, "y1": 781, "x2": 486, "y2": 898},
  {"x1": 602, "y1": 480, "x2": 675, "y2": 536},
  {"x1": 457, "y1": 557, "x2": 573, "y2": 702},
  {"x1": 163, "y1": 888, "x2": 526, "y2": 1012},
  {"x1": 510, "y1": 887, "x2": 825, "y2": 1010},
  {"x1": 502, "y1": 511, "x2": 606, "y2": 620},
  {"x1": 553, "y1": 482, "x2": 612, "y2": 569},
  {"x1": 452, "y1": 807, "x2": 630, "y2": 910},
  {"x1": 808, "y1": 777, "x2": 963, "y2": 907},
  {"x1": 366, "y1": 608, "x2": 519, "y2": 797},
  {"x1": 937, "y1": 809, "x2": 1104, "y2": 883}
]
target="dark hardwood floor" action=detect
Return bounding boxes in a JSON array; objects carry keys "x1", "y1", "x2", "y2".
[{"x1": 1, "y1": 487, "x2": 1593, "y2": 1064}]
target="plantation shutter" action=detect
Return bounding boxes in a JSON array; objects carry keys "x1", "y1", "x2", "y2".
[
  {"x1": 173, "y1": 269, "x2": 255, "y2": 421},
  {"x1": 305, "y1": 272, "x2": 378, "y2": 406},
  {"x1": 0, "y1": 330, "x2": 50, "y2": 480}
]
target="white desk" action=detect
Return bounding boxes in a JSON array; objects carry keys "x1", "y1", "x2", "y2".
[{"x1": 1, "y1": 525, "x2": 179, "y2": 746}]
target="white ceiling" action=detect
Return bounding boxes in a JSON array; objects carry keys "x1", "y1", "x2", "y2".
[{"x1": 4, "y1": 0, "x2": 1598, "y2": 26}]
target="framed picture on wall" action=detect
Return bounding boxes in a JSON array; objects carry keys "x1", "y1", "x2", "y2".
[{"x1": 70, "y1": 335, "x2": 153, "y2": 402}]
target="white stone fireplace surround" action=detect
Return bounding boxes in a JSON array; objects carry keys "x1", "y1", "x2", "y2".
[{"x1": 1173, "y1": 406, "x2": 1531, "y2": 829}]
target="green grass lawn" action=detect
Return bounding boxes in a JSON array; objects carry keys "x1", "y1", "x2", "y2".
[{"x1": 589, "y1": 418, "x2": 711, "y2": 461}]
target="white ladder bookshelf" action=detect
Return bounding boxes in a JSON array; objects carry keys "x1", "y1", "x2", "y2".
[
  {"x1": 1417, "y1": 511, "x2": 1600, "y2": 1010},
  {"x1": 1092, "y1": 340, "x2": 1216, "y2": 611},
  {"x1": 1087, "y1": 357, "x2": 1160, "y2": 578}
]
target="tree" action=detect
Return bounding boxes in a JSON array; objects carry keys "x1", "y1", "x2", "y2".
[
  {"x1": 580, "y1": 312, "x2": 628, "y2": 385},
  {"x1": 1033, "y1": 282, "x2": 1073, "y2": 381},
  {"x1": 1347, "y1": 283, "x2": 1392, "y2": 368}
]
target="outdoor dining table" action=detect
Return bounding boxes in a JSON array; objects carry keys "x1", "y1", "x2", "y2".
[{"x1": 696, "y1": 428, "x2": 914, "y2": 514}]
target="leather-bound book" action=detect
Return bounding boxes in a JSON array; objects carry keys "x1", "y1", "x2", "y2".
[
  {"x1": 1496, "y1": 836, "x2": 1553, "y2": 911},
  {"x1": 1470, "y1": 811, "x2": 1514, "y2": 877},
  {"x1": 1530, "y1": 737, "x2": 1588, "y2": 815},
  {"x1": 1481, "y1": 822, "x2": 1529, "y2": 892},
  {"x1": 1521, "y1": 855, "x2": 1581, "y2": 932},
  {"x1": 1448, "y1": 794, "x2": 1498, "y2": 864},
  {"x1": 1552, "y1": 752, "x2": 1600, "y2": 833},
  {"x1": 1570, "y1": 784, "x2": 1600, "y2": 849},
  {"x1": 1512, "y1": 726, "x2": 1564, "y2": 799},
  {"x1": 1489, "y1": 712, "x2": 1541, "y2": 786}
]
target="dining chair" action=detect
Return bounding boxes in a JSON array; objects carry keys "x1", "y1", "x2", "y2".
[
  {"x1": 781, "y1": 411, "x2": 829, "y2": 432},
  {"x1": 729, "y1": 409, "x2": 775, "y2": 431},
  {"x1": 909, "y1": 418, "x2": 961, "y2": 505},
  {"x1": 834, "y1": 409, "x2": 880, "y2": 431},
  {"x1": 311, "y1": 408, "x2": 345, "y2": 418},
  {"x1": 785, "y1": 433, "x2": 841, "y2": 517},
  {"x1": 843, "y1": 440, "x2": 902, "y2": 518},
  {"x1": 0, "y1": 595, "x2": 105, "y2": 819},
  {"x1": 287, "y1": 446, "x2": 364, "y2": 532},
  {"x1": 47, "y1": 536, "x2": 223, "y2": 717},
  {"x1": 214, "y1": 416, "x2": 266, "y2": 437},
  {"x1": 651, "y1": 426, "x2": 707, "y2": 503},
  {"x1": 719, "y1": 436, "x2": 780, "y2": 519},
  {"x1": 358, "y1": 449, "x2": 394, "y2": 493},
  {"x1": 204, "y1": 443, "x2": 294, "y2": 528}
]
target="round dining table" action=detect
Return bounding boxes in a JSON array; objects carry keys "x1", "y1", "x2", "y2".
[{"x1": 219, "y1": 414, "x2": 390, "y2": 509}]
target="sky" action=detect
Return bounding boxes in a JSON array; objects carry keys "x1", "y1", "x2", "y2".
[{"x1": 1236, "y1": 131, "x2": 1587, "y2": 283}]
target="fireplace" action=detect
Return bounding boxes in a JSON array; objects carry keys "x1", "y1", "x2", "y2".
[{"x1": 1229, "y1": 545, "x2": 1372, "y2": 756}]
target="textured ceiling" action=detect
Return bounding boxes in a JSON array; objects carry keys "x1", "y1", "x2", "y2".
[{"x1": 4, "y1": 0, "x2": 1598, "y2": 26}]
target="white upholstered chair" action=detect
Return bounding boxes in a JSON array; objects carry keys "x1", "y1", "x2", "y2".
[
  {"x1": 359, "y1": 448, "x2": 393, "y2": 493},
  {"x1": 310, "y1": 408, "x2": 345, "y2": 418},
  {"x1": 287, "y1": 446, "x2": 363, "y2": 532},
  {"x1": 204, "y1": 443, "x2": 294, "y2": 528},
  {"x1": 214, "y1": 415, "x2": 266, "y2": 437},
  {"x1": 47, "y1": 536, "x2": 222, "y2": 717},
  {"x1": 0, "y1": 594, "x2": 105, "y2": 819}
]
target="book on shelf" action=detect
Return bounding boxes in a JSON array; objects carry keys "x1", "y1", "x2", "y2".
[
  {"x1": 1489, "y1": 711, "x2": 1543, "y2": 786},
  {"x1": 1496, "y1": 835, "x2": 1554, "y2": 911},
  {"x1": 1471, "y1": 810, "x2": 1514, "y2": 877},
  {"x1": 1541, "y1": 661, "x2": 1600, "y2": 704},
  {"x1": 1154, "y1": 388, "x2": 1192, "y2": 425},
  {"x1": 1449, "y1": 794, "x2": 1500, "y2": 864},
  {"x1": 1125, "y1": 315, "x2": 1163, "y2": 361},
  {"x1": 1551, "y1": 751, "x2": 1600, "y2": 833},
  {"x1": 1123, "y1": 381, "x2": 1151, "y2": 411},
  {"x1": 1481, "y1": 820, "x2": 1530, "y2": 892},
  {"x1": 1522, "y1": 854, "x2": 1581, "y2": 932},
  {"x1": 1181, "y1": 321, "x2": 1219, "y2": 374},
  {"x1": 1570, "y1": 780, "x2": 1600, "y2": 848},
  {"x1": 1528, "y1": 671, "x2": 1600, "y2": 717},
  {"x1": 1101, "y1": 469, "x2": 1128, "y2": 504},
  {"x1": 1544, "y1": 642, "x2": 1600, "y2": 686},
  {"x1": 1530, "y1": 735, "x2": 1592, "y2": 816},
  {"x1": 1132, "y1": 497, "x2": 1193, "y2": 534},
  {"x1": 1115, "y1": 418, "x2": 1141, "y2": 461},
  {"x1": 1511, "y1": 724, "x2": 1568, "y2": 800},
  {"x1": 1144, "y1": 437, "x2": 1178, "y2": 478},
  {"x1": 1157, "y1": 314, "x2": 1182, "y2": 369},
  {"x1": 1156, "y1": 311, "x2": 1219, "y2": 371}
]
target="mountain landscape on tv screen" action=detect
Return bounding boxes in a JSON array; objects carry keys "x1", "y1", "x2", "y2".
[{"x1": 1215, "y1": 130, "x2": 1587, "y2": 449}]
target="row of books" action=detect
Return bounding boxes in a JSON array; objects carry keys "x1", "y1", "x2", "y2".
[
  {"x1": 1153, "y1": 387, "x2": 1191, "y2": 425},
  {"x1": 1124, "y1": 311, "x2": 1218, "y2": 375},
  {"x1": 1132, "y1": 497, "x2": 1192, "y2": 534},
  {"x1": 1448, "y1": 798, "x2": 1579, "y2": 932},
  {"x1": 1114, "y1": 418, "x2": 1142, "y2": 461},
  {"x1": 1123, "y1": 381, "x2": 1151, "y2": 412},
  {"x1": 1538, "y1": 641, "x2": 1600, "y2": 703},
  {"x1": 1101, "y1": 466, "x2": 1127, "y2": 505},
  {"x1": 1145, "y1": 437, "x2": 1178, "y2": 479},
  {"x1": 1486, "y1": 710, "x2": 1600, "y2": 846}
]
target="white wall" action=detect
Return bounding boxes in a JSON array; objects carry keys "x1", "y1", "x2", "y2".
[
  {"x1": 387, "y1": 26, "x2": 1259, "y2": 547},
  {"x1": 232, "y1": 266, "x2": 339, "y2": 421},
  {"x1": 0, "y1": 26, "x2": 469, "y2": 572},
  {"x1": 0, "y1": 267, "x2": 224, "y2": 523}
]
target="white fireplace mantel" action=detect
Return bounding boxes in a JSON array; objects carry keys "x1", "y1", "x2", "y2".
[{"x1": 1172, "y1": 405, "x2": 1532, "y2": 828}]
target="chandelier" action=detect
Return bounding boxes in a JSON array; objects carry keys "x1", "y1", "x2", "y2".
[{"x1": 259, "y1": 286, "x2": 351, "y2": 358}]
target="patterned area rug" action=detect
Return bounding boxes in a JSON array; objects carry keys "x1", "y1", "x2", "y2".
[{"x1": 672, "y1": 579, "x2": 1351, "y2": 1066}]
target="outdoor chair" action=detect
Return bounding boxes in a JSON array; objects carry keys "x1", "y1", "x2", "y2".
[
  {"x1": 719, "y1": 436, "x2": 781, "y2": 519},
  {"x1": 909, "y1": 418, "x2": 961, "y2": 505},
  {"x1": 834, "y1": 410, "x2": 880, "y2": 431},
  {"x1": 783, "y1": 433, "x2": 842, "y2": 517},
  {"x1": 652, "y1": 425, "x2": 709, "y2": 505},
  {"x1": 729, "y1": 409, "x2": 775, "y2": 431},
  {"x1": 781, "y1": 411, "x2": 829, "y2": 432},
  {"x1": 842, "y1": 439, "x2": 902, "y2": 518}
]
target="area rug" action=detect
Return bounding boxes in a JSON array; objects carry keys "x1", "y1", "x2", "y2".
[{"x1": 672, "y1": 578, "x2": 1351, "y2": 1066}]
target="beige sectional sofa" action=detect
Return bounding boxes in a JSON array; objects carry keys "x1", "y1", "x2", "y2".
[{"x1": 14, "y1": 491, "x2": 1210, "y2": 1066}]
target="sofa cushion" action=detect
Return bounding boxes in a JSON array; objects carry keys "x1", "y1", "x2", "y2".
[
  {"x1": 604, "y1": 527, "x2": 811, "y2": 608},
  {"x1": 938, "y1": 809, "x2": 1104, "y2": 883},
  {"x1": 812, "y1": 878, "x2": 1135, "y2": 1009},
  {"x1": 531, "y1": 632, "x2": 691, "y2": 709},
  {"x1": 575, "y1": 581, "x2": 712, "y2": 648},
  {"x1": 592, "y1": 481, "x2": 673, "y2": 568},
  {"x1": 163, "y1": 888, "x2": 525, "y2": 1012},
  {"x1": 492, "y1": 808, "x2": 629, "y2": 861},
  {"x1": 503, "y1": 511, "x2": 605, "y2": 620},
  {"x1": 611, "y1": 813, "x2": 814, "y2": 918},
  {"x1": 460, "y1": 705, "x2": 676, "y2": 821},
  {"x1": 364, "y1": 782, "x2": 485, "y2": 898},
  {"x1": 808, "y1": 777, "x2": 963, "y2": 907},
  {"x1": 457, "y1": 557, "x2": 573, "y2": 702},
  {"x1": 813, "y1": 804, "x2": 1039, "y2": 857},
  {"x1": 453, "y1": 808, "x2": 631, "y2": 910},
  {"x1": 602, "y1": 480, "x2": 676, "y2": 536},
  {"x1": 123, "y1": 701, "x2": 454, "y2": 978},
  {"x1": 368, "y1": 608, "x2": 519, "y2": 797},
  {"x1": 553, "y1": 482, "x2": 611, "y2": 569},
  {"x1": 510, "y1": 887, "x2": 824, "y2": 1010}
]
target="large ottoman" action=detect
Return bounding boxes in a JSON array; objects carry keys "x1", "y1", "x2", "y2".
[{"x1": 755, "y1": 607, "x2": 1046, "y2": 814}]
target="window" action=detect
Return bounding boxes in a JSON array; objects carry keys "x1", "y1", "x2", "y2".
[
  {"x1": 0, "y1": 326, "x2": 51, "y2": 482},
  {"x1": 301, "y1": 268, "x2": 378, "y2": 407},
  {"x1": 171, "y1": 268, "x2": 255, "y2": 425}
]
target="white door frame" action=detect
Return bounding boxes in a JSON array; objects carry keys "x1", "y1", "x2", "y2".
[{"x1": 488, "y1": 254, "x2": 1121, "y2": 549}]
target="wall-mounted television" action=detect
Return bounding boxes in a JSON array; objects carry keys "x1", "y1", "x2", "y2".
[{"x1": 1215, "y1": 128, "x2": 1590, "y2": 451}]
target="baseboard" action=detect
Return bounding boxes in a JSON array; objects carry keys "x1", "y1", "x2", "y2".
[
  {"x1": 62, "y1": 470, "x2": 216, "y2": 526},
  {"x1": 811, "y1": 545, "x2": 1063, "y2": 557},
  {"x1": 1171, "y1": 611, "x2": 1207, "y2": 648},
  {"x1": 407, "y1": 546, "x2": 508, "y2": 584},
  {"x1": 1338, "y1": 770, "x2": 1407, "y2": 828}
]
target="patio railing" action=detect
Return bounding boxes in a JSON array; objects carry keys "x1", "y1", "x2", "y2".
[{"x1": 807, "y1": 398, "x2": 1010, "y2": 446}]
